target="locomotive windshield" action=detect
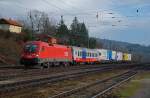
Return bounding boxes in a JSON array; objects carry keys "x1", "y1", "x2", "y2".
[{"x1": 24, "y1": 44, "x2": 38, "y2": 53}]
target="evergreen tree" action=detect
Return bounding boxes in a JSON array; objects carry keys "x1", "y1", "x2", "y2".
[
  {"x1": 79, "y1": 23, "x2": 89, "y2": 47},
  {"x1": 56, "y1": 16, "x2": 69, "y2": 45},
  {"x1": 70, "y1": 17, "x2": 89, "y2": 47},
  {"x1": 70, "y1": 17, "x2": 79, "y2": 46},
  {"x1": 70, "y1": 17, "x2": 80, "y2": 33},
  {"x1": 89, "y1": 38, "x2": 97, "y2": 48}
]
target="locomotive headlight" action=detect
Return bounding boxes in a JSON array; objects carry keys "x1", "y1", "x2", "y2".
[
  {"x1": 36, "y1": 54, "x2": 39, "y2": 57},
  {"x1": 33, "y1": 54, "x2": 39, "y2": 57}
]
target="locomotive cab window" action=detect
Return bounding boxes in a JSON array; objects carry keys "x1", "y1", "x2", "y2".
[{"x1": 24, "y1": 44, "x2": 37, "y2": 53}]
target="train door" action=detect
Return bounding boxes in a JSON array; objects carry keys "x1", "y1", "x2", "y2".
[
  {"x1": 82, "y1": 49, "x2": 86, "y2": 59},
  {"x1": 107, "y1": 50, "x2": 111, "y2": 60}
]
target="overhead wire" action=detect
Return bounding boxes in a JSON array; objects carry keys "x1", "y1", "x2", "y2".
[{"x1": 1, "y1": 0, "x2": 149, "y2": 28}]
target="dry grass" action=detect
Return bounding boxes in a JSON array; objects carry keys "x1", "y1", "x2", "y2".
[
  {"x1": 114, "y1": 71, "x2": 150, "y2": 98},
  {"x1": 0, "y1": 37, "x2": 22, "y2": 65},
  {"x1": 3, "y1": 70, "x2": 126, "y2": 98}
]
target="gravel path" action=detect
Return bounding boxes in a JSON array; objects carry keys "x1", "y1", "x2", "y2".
[{"x1": 130, "y1": 79, "x2": 150, "y2": 98}]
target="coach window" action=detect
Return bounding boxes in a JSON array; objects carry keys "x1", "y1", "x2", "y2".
[
  {"x1": 96, "y1": 54, "x2": 98, "y2": 57},
  {"x1": 99, "y1": 52, "x2": 101, "y2": 56},
  {"x1": 75, "y1": 51, "x2": 77, "y2": 55},
  {"x1": 80, "y1": 51, "x2": 82, "y2": 56},
  {"x1": 79, "y1": 51, "x2": 80, "y2": 56},
  {"x1": 80, "y1": 51, "x2": 81, "y2": 57}
]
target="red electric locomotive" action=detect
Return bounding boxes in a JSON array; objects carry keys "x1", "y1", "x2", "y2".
[{"x1": 20, "y1": 41, "x2": 73, "y2": 67}]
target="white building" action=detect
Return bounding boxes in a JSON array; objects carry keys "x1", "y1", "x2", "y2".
[{"x1": 0, "y1": 18, "x2": 22, "y2": 34}]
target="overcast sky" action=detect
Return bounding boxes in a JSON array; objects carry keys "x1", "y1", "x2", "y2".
[{"x1": 0, "y1": 0, "x2": 150, "y2": 46}]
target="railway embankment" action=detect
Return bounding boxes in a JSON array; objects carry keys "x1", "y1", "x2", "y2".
[{"x1": 0, "y1": 37, "x2": 22, "y2": 65}]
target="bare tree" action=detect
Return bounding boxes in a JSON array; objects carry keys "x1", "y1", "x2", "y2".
[
  {"x1": 27, "y1": 10, "x2": 56, "y2": 35},
  {"x1": 41, "y1": 13, "x2": 56, "y2": 35}
]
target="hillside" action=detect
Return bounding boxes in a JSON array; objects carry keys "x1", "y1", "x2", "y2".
[
  {"x1": 97, "y1": 39, "x2": 150, "y2": 62},
  {"x1": 0, "y1": 34, "x2": 22, "y2": 65}
]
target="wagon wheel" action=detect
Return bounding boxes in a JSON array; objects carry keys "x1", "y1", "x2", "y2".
[{"x1": 40, "y1": 62, "x2": 49, "y2": 69}]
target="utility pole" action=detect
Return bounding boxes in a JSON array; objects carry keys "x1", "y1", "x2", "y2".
[{"x1": 88, "y1": 37, "x2": 90, "y2": 48}]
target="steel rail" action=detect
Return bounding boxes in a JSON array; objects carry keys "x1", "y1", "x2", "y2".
[
  {"x1": 0, "y1": 63, "x2": 140, "y2": 81},
  {"x1": 0, "y1": 66, "x2": 113, "y2": 93},
  {"x1": 91, "y1": 72, "x2": 137, "y2": 98},
  {"x1": 49, "y1": 70, "x2": 137, "y2": 98},
  {"x1": 0, "y1": 64, "x2": 123, "y2": 81}
]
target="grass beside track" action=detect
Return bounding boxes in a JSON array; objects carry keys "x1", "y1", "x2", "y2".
[
  {"x1": 117, "y1": 80, "x2": 141, "y2": 98},
  {"x1": 115, "y1": 71, "x2": 150, "y2": 98},
  {"x1": 2, "y1": 69, "x2": 127, "y2": 98}
]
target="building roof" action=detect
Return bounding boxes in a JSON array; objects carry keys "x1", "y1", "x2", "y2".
[{"x1": 0, "y1": 18, "x2": 22, "y2": 27}]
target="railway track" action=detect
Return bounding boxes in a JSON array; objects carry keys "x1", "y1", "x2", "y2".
[
  {"x1": 49, "y1": 70, "x2": 137, "y2": 98},
  {"x1": 0, "y1": 64, "x2": 109, "y2": 81},
  {"x1": 0, "y1": 63, "x2": 137, "y2": 81},
  {"x1": 0, "y1": 63, "x2": 143, "y2": 96},
  {"x1": 0, "y1": 66, "x2": 115, "y2": 94}
]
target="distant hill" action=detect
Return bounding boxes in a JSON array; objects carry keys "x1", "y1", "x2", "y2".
[{"x1": 96, "y1": 39, "x2": 150, "y2": 62}]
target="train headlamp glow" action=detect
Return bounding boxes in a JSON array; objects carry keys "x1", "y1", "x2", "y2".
[{"x1": 36, "y1": 54, "x2": 39, "y2": 57}]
